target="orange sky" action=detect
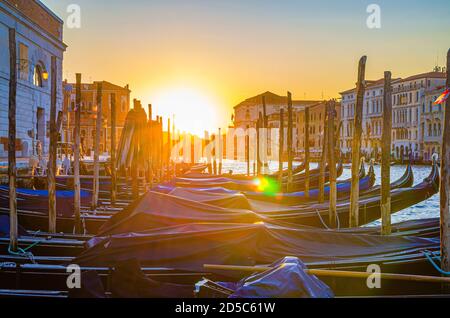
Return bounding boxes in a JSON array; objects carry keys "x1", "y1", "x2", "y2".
[{"x1": 42, "y1": 0, "x2": 450, "y2": 134}]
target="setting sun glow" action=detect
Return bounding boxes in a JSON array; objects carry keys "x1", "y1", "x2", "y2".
[{"x1": 152, "y1": 87, "x2": 222, "y2": 136}]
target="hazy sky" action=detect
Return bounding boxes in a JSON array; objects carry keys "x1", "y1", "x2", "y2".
[{"x1": 41, "y1": 0, "x2": 450, "y2": 134}]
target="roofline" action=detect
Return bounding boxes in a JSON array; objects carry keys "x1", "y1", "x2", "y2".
[{"x1": 35, "y1": 0, "x2": 64, "y2": 24}]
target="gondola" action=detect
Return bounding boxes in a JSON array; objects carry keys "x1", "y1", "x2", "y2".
[
  {"x1": 182, "y1": 162, "x2": 306, "y2": 181},
  {"x1": 0, "y1": 162, "x2": 429, "y2": 235},
  {"x1": 0, "y1": 215, "x2": 445, "y2": 297},
  {"x1": 171, "y1": 161, "x2": 343, "y2": 192}
]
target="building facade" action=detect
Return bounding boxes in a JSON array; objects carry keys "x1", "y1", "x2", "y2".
[
  {"x1": 391, "y1": 72, "x2": 445, "y2": 160},
  {"x1": 339, "y1": 71, "x2": 446, "y2": 161},
  {"x1": 422, "y1": 86, "x2": 445, "y2": 162},
  {"x1": 0, "y1": 0, "x2": 65, "y2": 158},
  {"x1": 296, "y1": 101, "x2": 341, "y2": 160},
  {"x1": 63, "y1": 81, "x2": 131, "y2": 156},
  {"x1": 233, "y1": 91, "x2": 319, "y2": 154}
]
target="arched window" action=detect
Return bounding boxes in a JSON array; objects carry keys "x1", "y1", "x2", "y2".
[{"x1": 33, "y1": 64, "x2": 43, "y2": 87}]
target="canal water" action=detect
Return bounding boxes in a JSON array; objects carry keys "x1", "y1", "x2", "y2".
[{"x1": 220, "y1": 160, "x2": 439, "y2": 226}]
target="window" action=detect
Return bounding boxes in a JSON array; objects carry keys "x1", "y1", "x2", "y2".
[
  {"x1": 33, "y1": 64, "x2": 43, "y2": 87},
  {"x1": 19, "y1": 43, "x2": 29, "y2": 80}
]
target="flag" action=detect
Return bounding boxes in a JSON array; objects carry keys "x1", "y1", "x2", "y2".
[{"x1": 434, "y1": 88, "x2": 450, "y2": 105}]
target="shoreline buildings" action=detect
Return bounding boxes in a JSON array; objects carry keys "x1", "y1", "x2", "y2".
[
  {"x1": 233, "y1": 91, "x2": 319, "y2": 156},
  {"x1": 62, "y1": 81, "x2": 131, "y2": 156},
  {"x1": 0, "y1": 0, "x2": 65, "y2": 158},
  {"x1": 340, "y1": 71, "x2": 446, "y2": 162}
]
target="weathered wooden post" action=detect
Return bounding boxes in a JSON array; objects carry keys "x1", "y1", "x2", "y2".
[
  {"x1": 110, "y1": 93, "x2": 117, "y2": 205},
  {"x1": 440, "y1": 49, "x2": 450, "y2": 273},
  {"x1": 73, "y1": 73, "x2": 82, "y2": 233},
  {"x1": 262, "y1": 96, "x2": 268, "y2": 174},
  {"x1": 205, "y1": 131, "x2": 212, "y2": 174},
  {"x1": 287, "y1": 92, "x2": 293, "y2": 192},
  {"x1": 328, "y1": 100, "x2": 337, "y2": 228},
  {"x1": 92, "y1": 82, "x2": 102, "y2": 210},
  {"x1": 349, "y1": 56, "x2": 367, "y2": 228},
  {"x1": 318, "y1": 108, "x2": 328, "y2": 204},
  {"x1": 8, "y1": 29, "x2": 18, "y2": 251},
  {"x1": 304, "y1": 107, "x2": 310, "y2": 199},
  {"x1": 212, "y1": 134, "x2": 217, "y2": 175},
  {"x1": 381, "y1": 71, "x2": 393, "y2": 235},
  {"x1": 218, "y1": 128, "x2": 223, "y2": 175},
  {"x1": 167, "y1": 118, "x2": 171, "y2": 180},
  {"x1": 256, "y1": 115, "x2": 261, "y2": 176},
  {"x1": 278, "y1": 108, "x2": 284, "y2": 186},
  {"x1": 131, "y1": 100, "x2": 140, "y2": 200},
  {"x1": 159, "y1": 116, "x2": 164, "y2": 181},
  {"x1": 147, "y1": 105, "x2": 153, "y2": 188},
  {"x1": 48, "y1": 56, "x2": 57, "y2": 233},
  {"x1": 246, "y1": 125, "x2": 250, "y2": 176}
]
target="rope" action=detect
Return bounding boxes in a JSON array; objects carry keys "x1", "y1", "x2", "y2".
[
  {"x1": 423, "y1": 250, "x2": 450, "y2": 276},
  {"x1": 335, "y1": 210, "x2": 341, "y2": 230},
  {"x1": 8, "y1": 244, "x2": 37, "y2": 264},
  {"x1": 315, "y1": 209, "x2": 330, "y2": 230}
]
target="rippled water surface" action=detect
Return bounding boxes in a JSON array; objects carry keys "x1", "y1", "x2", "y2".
[{"x1": 220, "y1": 160, "x2": 439, "y2": 226}]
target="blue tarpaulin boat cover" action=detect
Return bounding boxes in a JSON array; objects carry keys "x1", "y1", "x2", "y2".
[{"x1": 222, "y1": 257, "x2": 334, "y2": 298}]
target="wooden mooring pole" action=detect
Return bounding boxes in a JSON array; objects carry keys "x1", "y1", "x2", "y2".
[
  {"x1": 262, "y1": 96, "x2": 268, "y2": 174},
  {"x1": 73, "y1": 73, "x2": 82, "y2": 233},
  {"x1": 110, "y1": 93, "x2": 117, "y2": 205},
  {"x1": 304, "y1": 106, "x2": 310, "y2": 199},
  {"x1": 318, "y1": 107, "x2": 328, "y2": 204},
  {"x1": 205, "y1": 131, "x2": 212, "y2": 174},
  {"x1": 92, "y1": 82, "x2": 102, "y2": 210},
  {"x1": 440, "y1": 49, "x2": 450, "y2": 273},
  {"x1": 48, "y1": 56, "x2": 57, "y2": 233},
  {"x1": 287, "y1": 92, "x2": 293, "y2": 192},
  {"x1": 328, "y1": 100, "x2": 337, "y2": 228},
  {"x1": 218, "y1": 128, "x2": 223, "y2": 175},
  {"x1": 168, "y1": 118, "x2": 171, "y2": 180},
  {"x1": 246, "y1": 125, "x2": 250, "y2": 176},
  {"x1": 381, "y1": 71, "x2": 393, "y2": 235},
  {"x1": 349, "y1": 56, "x2": 367, "y2": 228},
  {"x1": 256, "y1": 115, "x2": 261, "y2": 176},
  {"x1": 278, "y1": 108, "x2": 284, "y2": 186},
  {"x1": 8, "y1": 28, "x2": 18, "y2": 251}
]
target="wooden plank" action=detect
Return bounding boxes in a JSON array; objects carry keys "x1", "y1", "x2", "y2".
[
  {"x1": 73, "y1": 73, "x2": 82, "y2": 233},
  {"x1": 349, "y1": 56, "x2": 367, "y2": 227},
  {"x1": 110, "y1": 93, "x2": 117, "y2": 205},
  {"x1": 92, "y1": 82, "x2": 102, "y2": 210},
  {"x1": 287, "y1": 92, "x2": 293, "y2": 192},
  {"x1": 204, "y1": 264, "x2": 450, "y2": 284},
  {"x1": 440, "y1": 49, "x2": 450, "y2": 273},
  {"x1": 8, "y1": 28, "x2": 18, "y2": 251},
  {"x1": 304, "y1": 106, "x2": 310, "y2": 199},
  {"x1": 48, "y1": 56, "x2": 57, "y2": 233},
  {"x1": 278, "y1": 108, "x2": 284, "y2": 186},
  {"x1": 381, "y1": 71, "x2": 393, "y2": 235}
]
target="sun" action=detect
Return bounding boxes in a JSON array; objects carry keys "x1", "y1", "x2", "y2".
[{"x1": 151, "y1": 87, "x2": 221, "y2": 136}]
